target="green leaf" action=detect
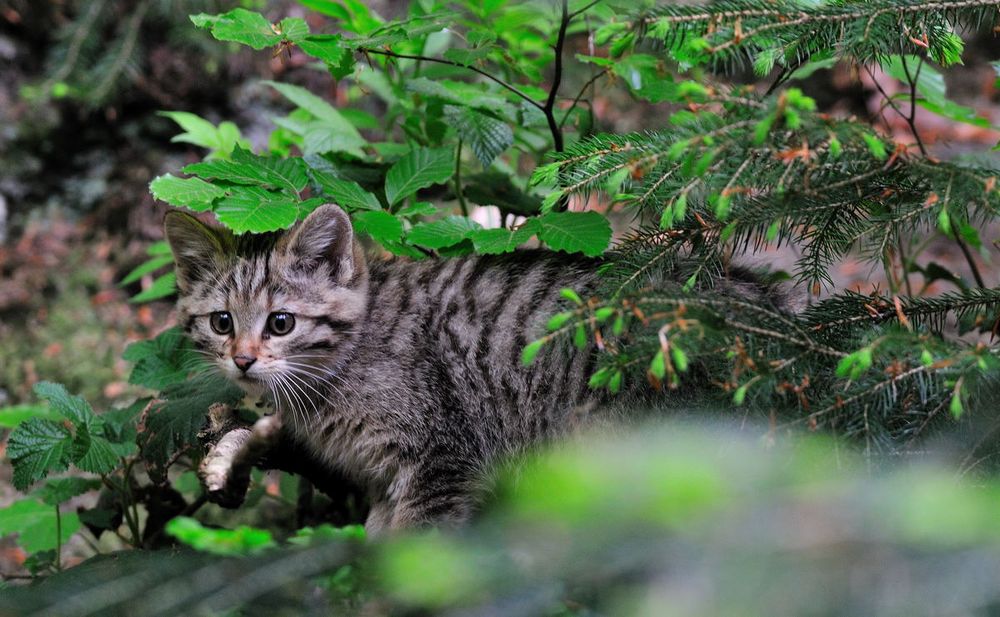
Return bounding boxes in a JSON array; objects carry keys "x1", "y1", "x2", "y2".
[
  {"x1": 129, "y1": 272, "x2": 177, "y2": 304},
  {"x1": 149, "y1": 175, "x2": 225, "y2": 212},
  {"x1": 119, "y1": 255, "x2": 174, "y2": 287},
  {"x1": 861, "y1": 132, "x2": 887, "y2": 160},
  {"x1": 33, "y1": 382, "x2": 95, "y2": 430},
  {"x1": 671, "y1": 346, "x2": 689, "y2": 373},
  {"x1": 385, "y1": 148, "x2": 455, "y2": 206},
  {"x1": 0, "y1": 499, "x2": 80, "y2": 553},
  {"x1": 35, "y1": 478, "x2": 102, "y2": 506},
  {"x1": 7, "y1": 420, "x2": 74, "y2": 490},
  {"x1": 123, "y1": 327, "x2": 200, "y2": 390},
  {"x1": 214, "y1": 186, "x2": 300, "y2": 233},
  {"x1": 536, "y1": 211, "x2": 611, "y2": 257},
  {"x1": 608, "y1": 370, "x2": 623, "y2": 393},
  {"x1": 521, "y1": 339, "x2": 545, "y2": 365},
  {"x1": 352, "y1": 211, "x2": 404, "y2": 243},
  {"x1": 190, "y1": 9, "x2": 282, "y2": 50},
  {"x1": 76, "y1": 433, "x2": 131, "y2": 474},
  {"x1": 158, "y1": 111, "x2": 246, "y2": 158},
  {"x1": 468, "y1": 220, "x2": 540, "y2": 254},
  {"x1": 650, "y1": 350, "x2": 666, "y2": 379},
  {"x1": 404, "y1": 78, "x2": 513, "y2": 114},
  {"x1": 0, "y1": 405, "x2": 61, "y2": 429},
  {"x1": 546, "y1": 311, "x2": 574, "y2": 331},
  {"x1": 407, "y1": 216, "x2": 482, "y2": 249},
  {"x1": 588, "y1": 367, "x2": 613, "y2": 388},
  {"x1": 397, "y1": 201, "x2": 438, "y2": 218},
  {"x1": 950, "y1": 390, "x2": 964, "y2": 418},
  {"x1": 184, "y1": 150, "x2": 309, "y2": 196},
  {"x1": 314, "y1": 174, "x2": 381, "y2": 211},
  {"x1": 138, "y1": 376, "x2": 244, "y2": 469},
  {"x1": 444, "y1": 106, "x2": 513, "y2": 167},
  {"x1": 265, "y1": 81, "x2": 366, "y2": 156},
  {"x1": 166, "y1": 517, "x2": 275, "y2": 557}
]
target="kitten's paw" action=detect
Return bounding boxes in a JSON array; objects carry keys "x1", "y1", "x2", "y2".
[
  {"x1": 199, "y1": 427, "x2": 252, "y2": 508},
  {"x1": 252, "y1": 414, "x2": 282, "y2": 442}
]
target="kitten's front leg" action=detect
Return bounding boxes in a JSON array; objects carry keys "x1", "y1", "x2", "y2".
[{"x1": 199, "y1": 414, "x2": 283, "y2": 508}]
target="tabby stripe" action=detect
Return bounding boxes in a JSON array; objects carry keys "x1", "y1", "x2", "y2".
[
  {"x1": 314, "y1": 316, "x2": 354, "y2": 331},
  {"x1": 303, "y1": 340, "x2": 337, "y2": 351}
]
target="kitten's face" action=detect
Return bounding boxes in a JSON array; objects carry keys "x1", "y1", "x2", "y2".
[{"x1": 165, "y1": 205, "x2": 368, "y2": 403}]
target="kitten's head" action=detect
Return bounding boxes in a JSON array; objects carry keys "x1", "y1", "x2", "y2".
[{"x1": 164, "y1": 204, "x2": 368, "y2": 399}]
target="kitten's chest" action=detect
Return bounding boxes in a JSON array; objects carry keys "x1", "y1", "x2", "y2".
[{"x1": 281, "y1": 398, "x2": 401, "y2": 489}]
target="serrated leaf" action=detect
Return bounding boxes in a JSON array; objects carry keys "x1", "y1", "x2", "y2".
[
  {"x1": 468, "y1": 220, "x2": 539, "y2": 254},
  {"x1": 0, "y1": 499, "x2": 80, "y2": 554},
  {"x1": 536, "y1": 211, "x2": 611, "y2": 257},
  {"x1": 149, "y1": 175, "x2": 225, "y2": 212},
  {"x1": 352, "y1": 211, "x2": 403, "y2": 243},
  {"x1": 190, "y1": 9, "x2": 282, "y2": 50},
  {"x1": 301, "y1": 122, "x2": 369, "y2": 156},
  {"x1": 277, "y1": 17, "x2": 309, "y2": 41},
  {"x1": 405, "y1": 78, "x2": 514, "y2": 115},
  {"x1": 36, "y1": 478, "x2": 102, "y2": 506},
  {"x1": 314, "y1": 174, "x2": 381, "y2": 211},
  {"x1": 397, "y1": 201, "x2": 437, "y2": 217},
  {"x1": 138, "y1": 376, "x2": 243, "y2": 469},
  {"x1": 184, "y1": 149, "x2": 309, "y2": 195},
  {"x1": 33, "y1": 382, "x2": 95, "y2": 430},
  {"x1": 123, "y1": 327, "x2": 201, "y2": 390},
  {"x1": 76, "y1": 434, "x2": 130, "y2": 474},
  {"x1": 385, "y1": 148, "x2": 455, "y2": 206},
  {"x1": 265, "y1": 81, "x2": 365, "y2": 156},
  {"x1": 214, "y1": 186, "x2": 299, "y2": 233},
  {"x1": 444, "y1": 106, "x2": 513, "y2": 167},
  {"x1": 407, "y1": 216, "x2": 481, "y2": 249},
  {"x1": 7, "y1": 420, "x2": 74, "y2": 490}
]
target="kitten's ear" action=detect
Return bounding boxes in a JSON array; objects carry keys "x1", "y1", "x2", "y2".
[
  {"x1": 163, "y1": 211, "x2": 229, "y2": 292},
  {"x1": 283, "y1": 204, "x2": 359, "y2": 285}
]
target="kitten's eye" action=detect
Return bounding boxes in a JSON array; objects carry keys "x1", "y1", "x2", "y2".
[
  {"x1": 209, "y1": 311, "x2": 233, "y2": 335},
  {"x1": 267, "y1": 312, "x2": 295, "y2": 336}
]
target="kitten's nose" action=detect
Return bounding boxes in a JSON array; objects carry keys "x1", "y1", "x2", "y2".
[{"x1": 233, "y1": 355, "x2": 257, "y2": 372}]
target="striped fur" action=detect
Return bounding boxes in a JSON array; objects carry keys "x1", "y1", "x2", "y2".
[{"x1": 165, "y1": 205, "x2": 608, "y2": 533}]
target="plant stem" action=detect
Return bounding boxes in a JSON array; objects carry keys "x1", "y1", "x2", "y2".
[
  {"x1": 54, "y1": 506, "x2": 62, "y2": 572},
  {"x1": 898, "y1": 55, "x2": 928, "y2": 156},
  {"x1": 955, "y1": 235, "x2": 986, "y2": 288},
  {"x1": 569, "y1": 0, "x2": 602, "y2": 19},
  {"x1": 543, "y1": 0, "x2": 571, "y2": 154},
  {"x1": 455, "y1": 139, "x2": 470, "y2": 217},
  {"x1": 559, "y1": 68, "x2": 610, "y2": 129},
  {"x1": 360, "y1": 48, "x2": 544, "y2": 111}
]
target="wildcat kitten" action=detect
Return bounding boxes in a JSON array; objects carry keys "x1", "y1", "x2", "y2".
[{"x1": 166, "y1": 204, "x2": 607, "y2": 533}]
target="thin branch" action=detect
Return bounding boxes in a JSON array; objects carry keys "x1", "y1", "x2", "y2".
[
  {"x1": 559, "y1": 67, "x2": 610, "y2": 129},
  {"x1": 359, "y1": 48, "x2": 545, "y2": 111},
  {"x1": 455, "y1": 139, "x2": 470, "y2": 217},
  {"x1": 544, "y1": 0, "x2": 571, "y2": 153},
  {"x1": 569, "y1": 0, "x2": 602, "y2": 20},
  {"x1": 955, "y1": 235, "x2": 987, "y2": 288},
  {"x1": 899, "y1": 54, "x2": 928, "y2": 156}
]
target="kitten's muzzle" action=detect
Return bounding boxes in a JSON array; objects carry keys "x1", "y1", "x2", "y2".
[{"x1": 233, "y1": 355, "x2": 257, "y2": 372}]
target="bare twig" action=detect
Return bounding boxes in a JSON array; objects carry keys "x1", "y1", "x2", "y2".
[
  {"x1": 359, "y1": 48, "x2": 544, "y2": 111},
  {"x1": 544, "y1": 0, "x2": 571, "y2": 153}
]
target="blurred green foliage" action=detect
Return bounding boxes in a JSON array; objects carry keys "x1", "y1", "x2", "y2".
[{"x1": 5, "y1": 425, "x2": 1000, "y2": 615}]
